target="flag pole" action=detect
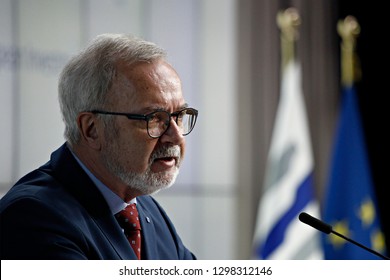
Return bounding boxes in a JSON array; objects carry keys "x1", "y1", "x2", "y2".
[
  {"x1": 277, "y1": 7, "x2": 300, "y2": 70},
  {"x1": 337, "y1": 16, "x2": 361, "y2": 86}
]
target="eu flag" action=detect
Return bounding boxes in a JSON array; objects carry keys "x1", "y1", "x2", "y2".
[{"x1": 322, "y1": 85, "x2": 386, "y2": 259}]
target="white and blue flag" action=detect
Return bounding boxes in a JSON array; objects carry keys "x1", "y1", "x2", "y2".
[{"x1": 252, "y1": 60, "x2": 323, "y2": 259}]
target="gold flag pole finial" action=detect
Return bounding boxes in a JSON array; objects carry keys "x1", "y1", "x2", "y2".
[
  {"x1": 277, "y1": 7, "x2": 301, "y2": 69},
  {"x1": 337, "y1": 15, "x2": 361, "y2": 86}
]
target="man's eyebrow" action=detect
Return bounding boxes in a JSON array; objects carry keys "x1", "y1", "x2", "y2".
[{"x1": 142, "y1": 103, "x2": 189, "y2": 112}]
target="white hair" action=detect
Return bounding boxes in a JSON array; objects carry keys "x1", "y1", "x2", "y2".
[{"x1": 58, "y1": 33, "x2": 167, "y2": 146}]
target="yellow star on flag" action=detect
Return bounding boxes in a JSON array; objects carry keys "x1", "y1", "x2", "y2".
[
  {"x1": 371, "y1": 229, "x2": 386, "y2": 253},
  {"x1": 358, "y1": 198, "x2": 375, "y2": 228},
  {"x1": 329, "y1": 220, "x2": 350, "y2": 249}
]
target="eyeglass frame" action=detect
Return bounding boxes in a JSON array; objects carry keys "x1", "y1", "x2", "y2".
[{"x1": 88, "y1": 107, "x2": 198, "y2": 139}]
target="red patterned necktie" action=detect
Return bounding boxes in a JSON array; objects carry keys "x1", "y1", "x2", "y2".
[{"x1": 115, "y1": 204, "x2": 142, "y2": 259}]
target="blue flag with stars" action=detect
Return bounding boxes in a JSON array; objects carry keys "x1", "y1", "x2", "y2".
[{"x1": 322, "y1": 85, "x2": 386, "y2": 259}]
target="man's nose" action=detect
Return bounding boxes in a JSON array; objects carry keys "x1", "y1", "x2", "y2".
[{"x1": 159, "y1": 119, "x2": 185, "y2": 145}]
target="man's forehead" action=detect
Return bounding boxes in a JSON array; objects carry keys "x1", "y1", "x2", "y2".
[
  {"x1": 116, "y1": 59, "x2": 180, "y2": 87},
  {"x1": 107, "y1": 62, "x2": 184, "y2": 112}
]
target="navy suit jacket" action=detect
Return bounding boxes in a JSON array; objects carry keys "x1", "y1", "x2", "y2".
[{"x1": 0, "y1": 144, "x2": 196, "y2": 260}]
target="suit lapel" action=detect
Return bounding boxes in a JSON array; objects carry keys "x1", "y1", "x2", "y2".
[
  {"x1": 49, "y1": 143, "x2": 137, "y2": 260},
  {"x1": 92, "y1": 211, "x2": 137, "y2": 260}
]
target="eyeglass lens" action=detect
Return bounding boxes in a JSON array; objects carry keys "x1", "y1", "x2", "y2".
[{"x1": 147, "y1": 109, "x2": 197, "y2": 138}]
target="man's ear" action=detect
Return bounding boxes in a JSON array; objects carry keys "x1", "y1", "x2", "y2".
[{"x1": 77, "y1": 112, "x2": 101, "y2": 150}]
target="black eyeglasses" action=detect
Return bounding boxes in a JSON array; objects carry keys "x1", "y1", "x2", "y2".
[{"x1": 89, "y1": 107, "x2": 198, "y2": 138}]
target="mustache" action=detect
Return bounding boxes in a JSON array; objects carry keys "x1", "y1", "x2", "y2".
[{"x1": 150, "y1": 145, "x2": 181, "y2": 162}]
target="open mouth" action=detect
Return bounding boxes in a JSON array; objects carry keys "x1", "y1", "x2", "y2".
[
  {"x1": 151, "y1": 156, "x2": 178, "y2": 173},
  {"x1": 150, "y1": 146, "x2": 181, "y2": 172},
  {"x1": 154, "y1": 156, "x2": 177, "y2": 165}
]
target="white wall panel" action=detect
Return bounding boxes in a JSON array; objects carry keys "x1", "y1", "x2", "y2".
[
  {"x1": 85, "y1": 0, "x2": 144, "y2": 41},
  {"x1": 199, "y1": 0, "x2": 237, "y2": 189},
  {"x1": 17, "y1": 0, "x2": 82, "y2": 177},
  {"x1": 0, "y1": 0, "x2": 15, "y2": 186}
]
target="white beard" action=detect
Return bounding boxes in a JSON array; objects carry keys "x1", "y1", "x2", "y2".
[{"x1": 102, "y1": 144, "x2": 181, "y2": 195}]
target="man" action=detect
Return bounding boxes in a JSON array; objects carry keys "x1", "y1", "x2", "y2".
[{"x1": 0, "y1": 33, "x2": 198, "y2": 260}]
